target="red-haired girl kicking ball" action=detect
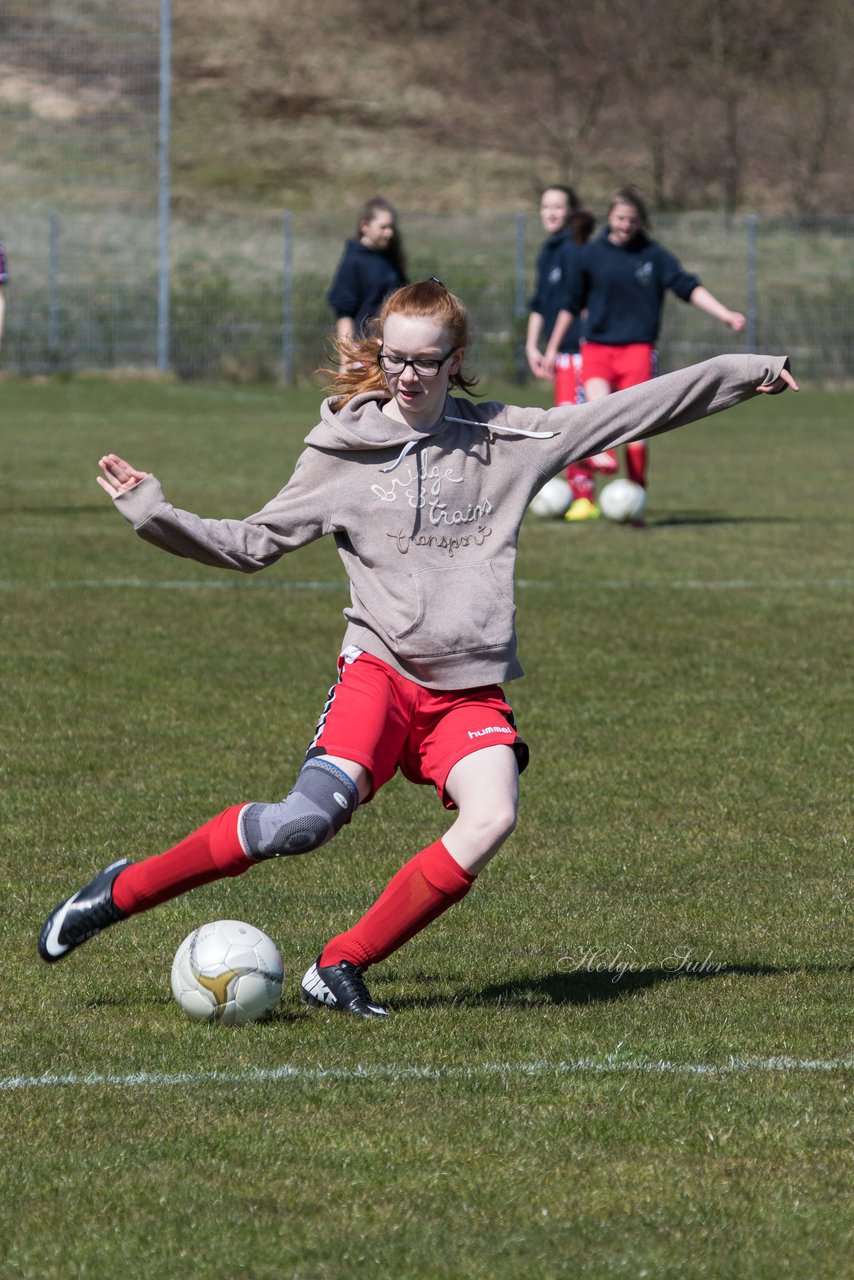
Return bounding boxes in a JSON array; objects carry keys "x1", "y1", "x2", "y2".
[{"x1": 39, "y1": 279, "x2": 796, "y2": 1017}]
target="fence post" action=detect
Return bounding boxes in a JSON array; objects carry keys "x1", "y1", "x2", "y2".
[
  {"x1": 514, "y1": 211, "x2": 527, "y2": 382},
  {"x1": 48, "y1": 210, "x2": 60, "y2": 368},
  {"x1": 157, "y1": 0, "x2": 171, "y2": 373},
  {"x1": 281, "y1": 211, "x2": 295, "y2": 385},
  {"x1": 745, "y1": 213, "x2": 758, "y2": 354}
]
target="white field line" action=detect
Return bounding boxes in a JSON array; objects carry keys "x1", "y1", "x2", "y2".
[
  {"x1": 0, "y1": 578, "x2": 851, "y2": 593},
  {"x1": 3, "y1": 1055, "x2": 853, "y2": 1092},
  {"x1": 0, "y1": 578, "x2": 349, "y2": 591}
]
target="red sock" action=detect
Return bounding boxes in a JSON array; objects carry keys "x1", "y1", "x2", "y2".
[
  {"x1": 626, "y1": 441, "x2": 647, "y2": 487},
  {"x1": 319, "y1": 839, "x2": 475, "y2": 970},
  {"x1": 553, "y1": 358, "x2": 579, "y2": 407},
  {"x1": 566, "y1": 462, "x2": 595, "y2": 502},
  {"x1": 111, "y1": 804, "x2": 253, "y2": 915}
]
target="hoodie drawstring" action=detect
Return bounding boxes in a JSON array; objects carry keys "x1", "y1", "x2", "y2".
[
  {"x1": 378, "y1": 415, "x2": 558, "y2": 473},
  {"x1": 379, "y1": 439, "x2": 419, "y2": 473},
  {"x1": 441, "y1": 415, "x2": 558, "y2": 440}
]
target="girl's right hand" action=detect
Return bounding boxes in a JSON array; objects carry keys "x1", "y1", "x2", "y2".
[
  {"x1": 525, "y1": 347, "x2": 547, "y2": 380},
  {"x1": 757, "y1": 368, "x2": 799, "y2": 395},
  {"x1": 97, "y1": 453, "x2": 149, "y2": 497}
]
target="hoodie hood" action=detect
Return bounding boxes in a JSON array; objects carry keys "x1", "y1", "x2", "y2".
[
  {"x1": 305, "y1": 392, "x2": 480, "y2": 475},
  {"x1": 305, "y1": 392, "x2": 557, "y2": 460},
  {"x1": 346, "y1": 237, "x2": 393, "y2": 262},
  {"x1": 305, "y1": 391, "x2": 439, "y2": 453},
  {"x1": 597, "y1": 224, "x2": 651, "y2": 254}
]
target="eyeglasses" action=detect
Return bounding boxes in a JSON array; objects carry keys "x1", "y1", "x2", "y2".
[{"x1": 377, "y1": 348, "x2": 457, "y2": 378}]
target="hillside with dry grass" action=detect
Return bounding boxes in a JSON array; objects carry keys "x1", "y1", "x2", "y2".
[
  {"x1": 3, "y1": 0, "x2": 853, "y2": 219},
  {"x1": 169, "y1": 0, "x2": 854, "y2": 215},
  {"x1": 169, "y1": 0, "x2": 545, "y2": 213}
]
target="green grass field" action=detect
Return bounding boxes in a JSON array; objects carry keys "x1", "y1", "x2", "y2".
[{"x1": 1, "y1": 375, "x2": 852, "y2": 1279}]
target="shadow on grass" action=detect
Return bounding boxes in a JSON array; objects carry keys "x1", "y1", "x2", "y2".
[
  {"x1": 83, "y1": 993, "x2": 306, "y2": 1025},
  {"x1": 647, "y1": 513, "x2": 798, "y2": 528},
  {"x1": 386, "y1": 962, "x2": 853, "y2": 1010},
  {"x1": 476, "y1": 963, "x2": 794, "y2": 1007},
  {"x1": 4, "y1": 504, "x2": 112, "y2": 517}
]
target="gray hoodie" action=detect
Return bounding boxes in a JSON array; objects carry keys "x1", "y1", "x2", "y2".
[{"x1": 114, "y1": 354, "x2": 788, "y2": 690}]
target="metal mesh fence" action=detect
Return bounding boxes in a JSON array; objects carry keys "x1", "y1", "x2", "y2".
[
  {"x1": 4, "y1": 206, "x2": 853, "y2": 386},
  {"x1": 2, "y1": 4, "x2": 852, "y2": 386},
  {"x1": 650, "y1": 213, "x2": 854, "y2": 387},
  {"x1": 2, "y1": 0, "x2": 161, "y2": 369}
]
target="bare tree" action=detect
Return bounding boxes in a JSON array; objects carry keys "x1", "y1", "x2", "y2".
[
  {"x1": 770, "y1": 0, "x2": 854, "y2": 212},
  {"x1": 172, "y1": 0, "x2": 854, "y2": 214},
  {"x1": 406, "y1": 0, "x2": 611, "y2": 188}
]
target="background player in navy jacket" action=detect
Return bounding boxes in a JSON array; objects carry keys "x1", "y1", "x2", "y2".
[
  {"x1": 526, "y1": 188, "x2": 614, "y2": 516},
  {"x1": 328, "y1": 196, "x2": 408, "y2": 357},
  {"x1": 525, "y1": 185, "x2": 586, "y2": 389},
  {"x1": 546, "y1": 186, "x2": 746, "y2": 517}
]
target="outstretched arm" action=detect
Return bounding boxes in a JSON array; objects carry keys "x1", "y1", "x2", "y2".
[
  {"x1": 539, "y1": 354, "x2": 798, "y2": 465},
  {"x1": 96, "y1": 447, "x2": 329, "y2": 572},
  {"x1": 472, "y1": 354, "x2": 799, "y2": 480},
  {"x1": 689, "y1": 284, "x2": 746, "y2": 333}
]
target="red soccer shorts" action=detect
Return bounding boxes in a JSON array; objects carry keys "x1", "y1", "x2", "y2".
[
  {"x1": 581, "y1": 341, "x2": 658, "y2": 391},
  {"x1": 306, "y1": 649, "x2": 528, "y2": 808}
]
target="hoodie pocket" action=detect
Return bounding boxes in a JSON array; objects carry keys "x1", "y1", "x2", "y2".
[{"x1": 393, "y1": 561, "x2": 516, "y2": 659}]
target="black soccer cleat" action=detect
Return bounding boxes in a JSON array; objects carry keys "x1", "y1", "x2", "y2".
[
  {"x1": 300, "y1": 956, "x2": 388, "y2": 1019},
  {"x1": 38, "y1": 859, "x2": 130, "y2": 963}
]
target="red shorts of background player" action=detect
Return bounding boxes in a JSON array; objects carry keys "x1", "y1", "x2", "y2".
[
  {"x1": 581, "y1": 341, "x2": 658, "y2": 390},
  {"x1": 306, "y1": 648, "x2": 529, "y2": 809}
]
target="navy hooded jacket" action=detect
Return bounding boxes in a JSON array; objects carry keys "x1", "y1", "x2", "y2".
[
  {"x1": 327, "y1": 239, "x2": 406, "y2": 334},
  {"x1": 566, "y1": 229, "x2": 700, "y2": 345},
  {"x1": 529, "y1": 229, "x2": 584, "y2": 354}
]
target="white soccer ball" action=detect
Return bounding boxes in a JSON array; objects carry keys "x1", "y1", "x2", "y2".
[
  {"x1": 599, "y1": 478, "x2": 647, "y2": 524},
  {"x1": 171, "y1": 919, "x2": 284, "y2": 1025},
  {"x1": 529, "y1": 475, "x2": 572, "y2": 518}
]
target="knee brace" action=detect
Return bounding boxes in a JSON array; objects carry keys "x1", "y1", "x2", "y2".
[{"x1": 239, "y1": 758, "x2": 359, "y2": 859}]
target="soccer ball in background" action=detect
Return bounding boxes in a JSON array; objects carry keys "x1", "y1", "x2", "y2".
[
  {"x1": 528, "y1": 475, "x2": 572, "y2": 518},
  {"x1": 171, "y1": 919, "x2": 284, "y2": 1025},
  {"x1": 598, "y1": 478, "x2": 647, "y2": 524}
]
